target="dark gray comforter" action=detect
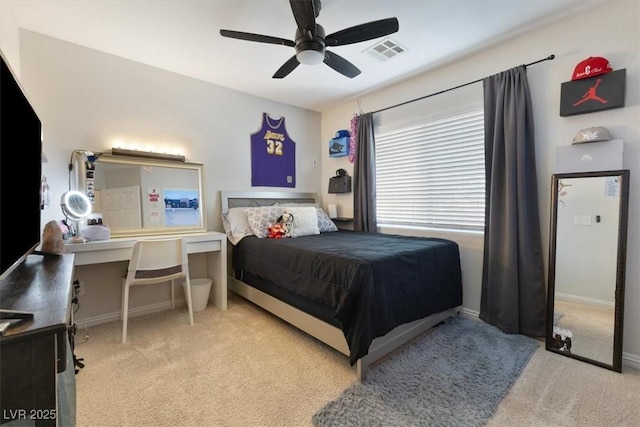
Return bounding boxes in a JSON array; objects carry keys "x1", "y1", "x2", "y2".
[{"x1": 233, "y1": 231, "x2": 463, "y2": 365}]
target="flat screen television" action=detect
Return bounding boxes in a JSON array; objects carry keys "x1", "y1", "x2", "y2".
[{"x1": 0, "y1": 52, "x2": 43, "y2": 281}]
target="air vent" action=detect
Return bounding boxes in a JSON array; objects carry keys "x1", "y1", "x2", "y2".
[{"x1": 364, "y1": 37, "x2": 407, "y2": 62}]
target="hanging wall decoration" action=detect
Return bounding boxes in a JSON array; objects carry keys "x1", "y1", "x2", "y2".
[
  {"x1": 560, "y1": 57, "x2": 626, "y2": 117},
  {"x1": 250, "y1": 112, "x2": 296, "y2": 187},
  {"x1": 349, "y1": 114, "x2": 358, "y2": 164}
]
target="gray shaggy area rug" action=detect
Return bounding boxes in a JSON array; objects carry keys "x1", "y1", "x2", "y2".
[{"x1": 312, "y1": 315, "x2": 539, "y2": 427}]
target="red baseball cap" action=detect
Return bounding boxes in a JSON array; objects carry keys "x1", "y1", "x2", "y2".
[{"x1": 571, "y1": 57, "x2": 612, "y2": 81}]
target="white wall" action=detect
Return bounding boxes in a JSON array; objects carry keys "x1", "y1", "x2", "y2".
[
  {"x1": 0, "y1": 0, "x2": 21, "y2": 77},
  {"x1": 321, "y1": 0, "x2": 640, "y2": 363}
]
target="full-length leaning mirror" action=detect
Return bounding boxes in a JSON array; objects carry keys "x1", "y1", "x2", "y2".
[
  {"x1": 546, "y1": 169, "x2": 629, "y2": 372},
  {"x1": 72, "y1": 153, "x2": 207, "y2": 238}
]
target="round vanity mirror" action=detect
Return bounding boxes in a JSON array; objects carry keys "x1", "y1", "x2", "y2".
[{"x1": 61, "y1": 190, "x2": 92, "y2": 243}]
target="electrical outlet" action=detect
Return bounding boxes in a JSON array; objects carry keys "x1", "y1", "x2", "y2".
[
  {"x1": 77, "y1": 280, "x2": 85, "y2": 296},
  {"x1": 312, "y1": 159, "x2": 318, "y2": 167}
]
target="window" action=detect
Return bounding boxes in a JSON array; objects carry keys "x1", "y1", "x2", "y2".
[{"x1": 375, "y1": 101, "x2": 485, "y2": 231}]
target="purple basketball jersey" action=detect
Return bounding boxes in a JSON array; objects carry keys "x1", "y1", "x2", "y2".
[{"x1": 251, "y1": 113, "x2": 296, "y2": 187}]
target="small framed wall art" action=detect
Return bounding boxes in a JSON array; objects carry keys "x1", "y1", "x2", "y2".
[{"x1": 329, "y1": 130, "x2": 350, "y2": 157}]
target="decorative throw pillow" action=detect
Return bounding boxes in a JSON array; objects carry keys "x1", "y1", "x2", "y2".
[
  {"x1": 221, "y1": 207, "x2": 253, "y2": 245},
  {"x1": 245, "y1": 206, "x2": 285, "y2": 238},
  {"x1": 316, "y1": 207, "x2": 338, "y2": 232},
  {"x1": 284, "y1": 206, "x2": 320, "y2": 237}
]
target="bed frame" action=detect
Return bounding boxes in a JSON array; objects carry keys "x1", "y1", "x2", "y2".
[{"x1": 221, "y1": 190, "x2": 460, "y2": 381}]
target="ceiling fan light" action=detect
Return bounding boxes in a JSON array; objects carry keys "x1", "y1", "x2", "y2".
[{"x1": 297, "y1": 49, "x2": 324, "y2": 65}]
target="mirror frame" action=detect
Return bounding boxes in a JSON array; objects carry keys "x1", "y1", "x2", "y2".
[
  {"x1": 546, "y1": 169, "x2": 629, "y2": 372},
  {"x1": 61, "y1": 190, "x2": 92, "y2": 221},
  {"x1": 88, "y1": 154, "x2": 207, "y2": 238}
]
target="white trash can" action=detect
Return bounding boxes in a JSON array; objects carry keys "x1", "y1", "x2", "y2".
[{"x1": 184, "y1": 278, "x2": 212, "y2": 312}]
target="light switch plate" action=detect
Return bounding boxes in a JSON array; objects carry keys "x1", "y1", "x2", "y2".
[{"x1": 574, "y1": 215, "x2": 592, "y2": 226}]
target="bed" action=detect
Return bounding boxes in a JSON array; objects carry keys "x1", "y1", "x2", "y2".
[{"x1": 221, "y1": 191, "x2": 463, "y2": 380}]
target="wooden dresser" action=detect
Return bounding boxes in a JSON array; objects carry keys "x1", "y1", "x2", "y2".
[{"x1": 0, "y1": 253, "x2": 75, "y2": 426}]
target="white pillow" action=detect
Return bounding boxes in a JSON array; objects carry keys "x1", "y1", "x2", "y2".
[
  {"x1": 221, "y1": 208, "x2": 253, "y2": 245},
  {"x1": 276, "y1": 202, "x2": 337, "y2": 233},
  {"x1": 284, "y1": 206, "x2": 320, "y2": 237},
  {"x1": 245, "y1": 206, "x2": 285, "y2": 238}
]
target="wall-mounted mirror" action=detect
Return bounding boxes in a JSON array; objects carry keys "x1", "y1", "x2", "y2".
[
  {"x1": 72, "y1": 153, "x2": 206, "y2": 238},
  {"x1": 546, "y1": 169, "x2": 629, "y2": 372}
]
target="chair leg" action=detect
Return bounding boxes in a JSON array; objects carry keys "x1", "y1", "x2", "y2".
[
  {"x1": 120, "y1": 277, "x2": 125, "y2": 321},
  {"x1": 122, "y1": 278, "x2": 130, "y2": 343},
  {"x1": 184, "y1": 276, "x2": 194, "y2": 325},
  {"x1": 170, "y1": 279, "x2": 175, "y2": 310}
]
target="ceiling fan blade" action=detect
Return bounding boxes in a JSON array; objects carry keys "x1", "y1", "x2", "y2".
[
  {"x1": 220, "y1": 29, "x2": 295, "y2": 47},
  {"x1": 323, "y1": 51, "x2": 361, "y2": 78},
  {"x1": 289, "y1": 0, "x2": 318, "y2": 31},
  {"x1": 325, "y1": 18, "x2": 399, "y2": 46},
  {"x1": 273, "y1": 55, "x2": 301, "y2": 79}
]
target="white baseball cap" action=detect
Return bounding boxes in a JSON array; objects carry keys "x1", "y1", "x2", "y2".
[{"x1": 572, "y1": 127, "x2": 611, "y2": 144}]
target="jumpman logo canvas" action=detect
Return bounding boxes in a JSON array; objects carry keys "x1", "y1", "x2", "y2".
[{"x1": 560, "y1": 69, "x2": 626, "y2": 117}]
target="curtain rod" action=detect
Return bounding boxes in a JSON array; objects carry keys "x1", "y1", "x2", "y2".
[{"x1": 369, "y1": 54, "x2": 555, "y2": 115}]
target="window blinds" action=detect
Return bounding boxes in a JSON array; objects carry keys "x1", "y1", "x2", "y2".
[{"x1": 375, "y1": 101, "x2": 485, "y2": 231}]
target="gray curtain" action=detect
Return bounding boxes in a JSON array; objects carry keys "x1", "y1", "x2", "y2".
[
  {"x1": 353, "y1": 112, "x2": 377, "y2": 232},
  {"x1": 480, "y1": 65, "x2": 546, "y2": 337}
]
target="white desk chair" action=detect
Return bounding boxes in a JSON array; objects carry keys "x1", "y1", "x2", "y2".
[{"x1": 121, "y1": 238, "x2": 194, "y2": 343}]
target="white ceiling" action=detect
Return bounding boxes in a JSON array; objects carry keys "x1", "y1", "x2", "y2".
[{"x1": 7, "y1": 0, "x2": 613, "y2": 112}]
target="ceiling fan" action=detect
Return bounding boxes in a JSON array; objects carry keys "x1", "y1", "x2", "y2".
[{"x1": 219, "y1": 0, "x2": 399, "y2": 79}]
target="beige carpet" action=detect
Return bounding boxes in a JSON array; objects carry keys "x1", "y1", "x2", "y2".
[{"x1": 76, "y1": 293, "x2": 640, "y2": 426}]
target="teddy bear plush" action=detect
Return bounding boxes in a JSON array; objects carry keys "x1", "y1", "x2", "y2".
[
  {"x1": 267, "y1": 212, "x2": 295, "y2": 239},
  {"x1": 550, "y1": 326, "x2": 573, "y2": 353},
  {"x1": 279, "y1": 212, "x2": 294, "y2": 237},
  {"x1": 267, "y1": 223, "x2": 286, "y2": 239}
]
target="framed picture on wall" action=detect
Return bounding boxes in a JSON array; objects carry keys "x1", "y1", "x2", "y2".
[{"x1": 329, "y1": 136, "x2": 349, "y2": 157}]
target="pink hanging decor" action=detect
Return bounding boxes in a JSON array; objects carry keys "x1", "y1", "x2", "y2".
[{"x1": 349, "y1": 114, "x2": 358, "y2": 163}]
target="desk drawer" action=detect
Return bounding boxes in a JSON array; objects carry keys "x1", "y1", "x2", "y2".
[
  {"x1": 73, "y1": 248, "x2": 133, "y2": 266},
  {"x1": 187, "y1": 240, "x2": 221, "y2": 254},
  {"x1": 73, "y1": 241, "x2": 221, "y2": 266}
]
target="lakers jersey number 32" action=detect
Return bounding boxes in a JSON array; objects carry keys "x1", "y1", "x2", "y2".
[{"x1": 250, "y1": 113, "x2": 296, "y2": 187}]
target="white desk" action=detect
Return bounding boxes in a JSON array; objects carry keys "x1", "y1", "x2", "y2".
[{"x1": 64, "y1": 231, "x2": 228, "y2": 310}]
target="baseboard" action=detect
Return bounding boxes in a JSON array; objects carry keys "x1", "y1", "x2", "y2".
[
  {"x1": 460, "y1": 307, "x2": 480, "y2": 318},
  {"x1": 623, "y1": 351, "x2": 640, "y2": 370},
  {"x1": 556, "y1": 292, "x2": 614, "y2": 308},
  {"x1": 76, "y1": 298, "x2": 187, "y2": 329}
]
